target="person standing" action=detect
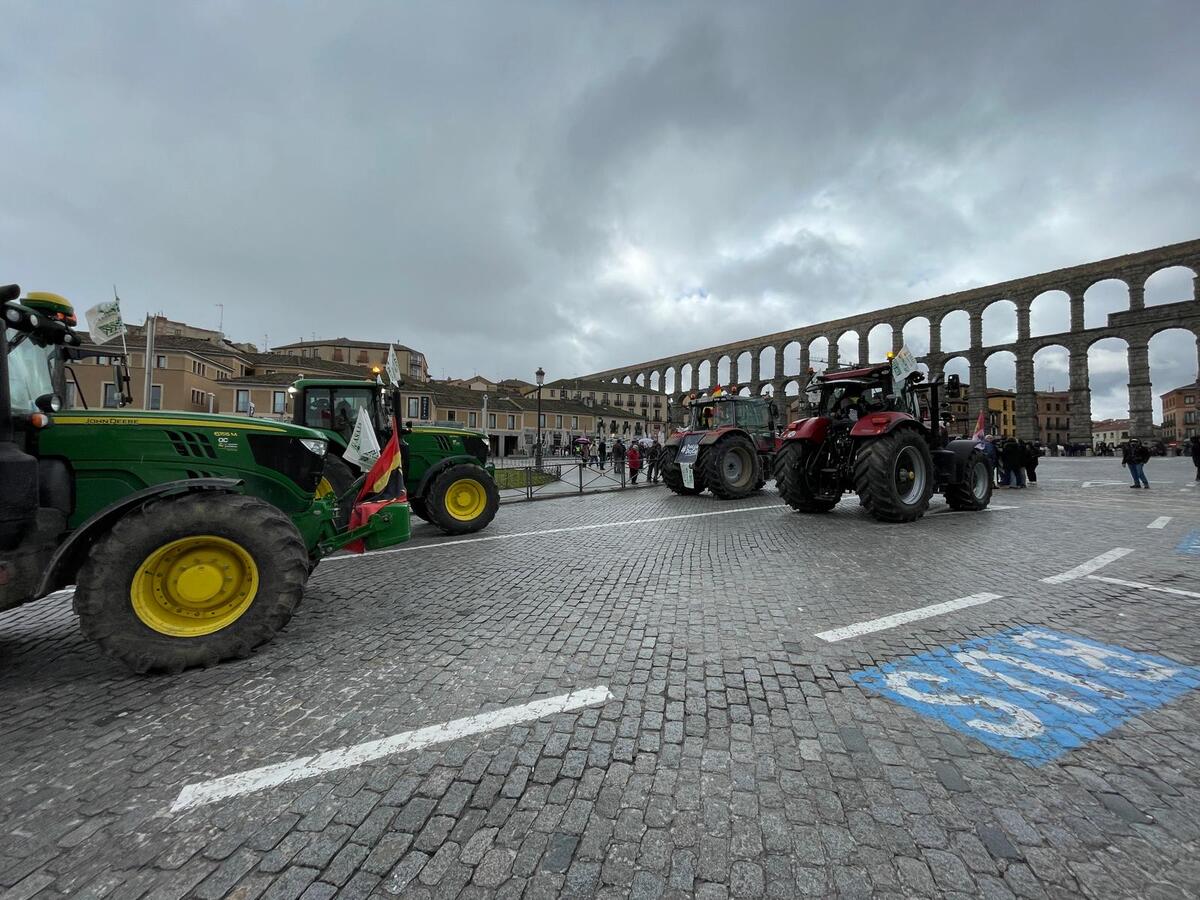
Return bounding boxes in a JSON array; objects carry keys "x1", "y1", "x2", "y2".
[
  {"x1": 1122, "y1": 438, "x2": 1151, "y2": 489},
  {"x1": 1001, "y1": 437, "x2": 1025, "y2": 488},
  {"x1": 628, "y1": 442, "x2": 642, "y2": 484},
  {"x1": 646, "y1": 442, "x2": 661, "y2": 483},
  {"x1": 1024, "y1": 440, "x2": 1039, "y2": 485},
  {"x1": 613, "y1": 439, "x2": 626, "y2": 477},
  {"x1": 598, "y1": 438, "x2": 607, "y2": 470},
  {"x1": 1190, "y1": 435, "x2": 1200, "y2": 481}
]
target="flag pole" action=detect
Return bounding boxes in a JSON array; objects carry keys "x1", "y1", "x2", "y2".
[{"x1": 114, "y1": 285, "x2": 130, "y2": 361}]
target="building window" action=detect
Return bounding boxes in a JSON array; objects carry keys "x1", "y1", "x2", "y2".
[
  {"x1": 102, "y1": 383, "x2": 119, "y2": 408},
  {"x1": 407, "y1": 397, "x2": 420, "y2": 418},
  {"x1": 357, "y1": 350, "x2": 369, "y2": 363},
  {"x1": 488, "y1": 413, "x2": 496, "y2": 428},
  {"x1": 273, "y1": 391, "x2": 286, "y2": 415},
  {"x1": 468, "y1": 411, "x2": 477, "y2": 427},
  {"x1": 333, "y1": 349, "x2": 344, "y2": 361},
  {"x1": 447, "y1": 410, "x2": 456, "y2": 422},
  {"x1": 507, "y1": 414, "x2": 516, "y2": 430},
  {"x1": 96, "y1": 355, "x2": 111, "y2": 366},
  {"x1": 155, "y1": 355, "x2": 168, "y2": 368},
  {"x1": 191, "y1": 389, "x2": 205, "y2": 405},
  {"x1": 150, "y1": 384, "x2": 163, "y2": 410},
  {"x1": 555, "y1": 415, "x2": 563, "y2": 428},
  {"x1": 1186, "y1": 395, "x2": 1195, "y2": 405},
  {"x1": 236, "y1": 389, "x2": 250, "y2": 413},
  {"x1": 549, "y1": 389, "x2": 556, "y2": 398},
  {"x1": 538, "y1": 413, "x2": 545, "y2": 427},
  {"x1": 571, "y1": 416, "x2": 578, "y2": 429}
]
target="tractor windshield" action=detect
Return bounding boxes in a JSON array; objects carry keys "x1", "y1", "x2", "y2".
[
  {"x1": 819, "y1": 382, "x2": 890, "y2": 419},
  {"x1": 304, "y1": 387, "x2": 384, "y2": 441},
  {"x1": 691, "y1": 400, "x2": 737, "y2": 430},
  {"x1": 6, "y1": 329, "x2": 58, "y2": 414}
]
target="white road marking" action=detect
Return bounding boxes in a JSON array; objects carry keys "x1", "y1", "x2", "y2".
[
  {"x1": 1148, "y1": 517, "x2": 1172, "y2": 529},
  {"x1": 171, "y1": 686, "x2": 613, "y2": 812},
  {"x1": 322, "y1": 504, "x2": 786, "y2": 562},
  {"x1": 1041, "y1": 548, "x2": 1133, "y2": 584},
  {"x1": 814, "y1": 593, "x2": 1002, "y2": 642},
  {"x1": 927, "y1": 505, "x2": 1017, "y2": 516},
  {"x1": 1087, "y1": 575, "x2": 1200, "y2": 600}
]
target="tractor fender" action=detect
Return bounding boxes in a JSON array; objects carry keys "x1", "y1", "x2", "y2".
[
  {"x1": 34, "y1": 478, "x2": 244, "y2": 597},
  {"x1": 697, "y1": 426, "x2": 745, "y2": 446},
  {"x1": 938, "y1": 437, "x2": 989, "y2": 482},
  {"x1": 849, "y1": 412, "x2": 918, "y2": 438},
  {"x1": 664, "y1": 430, "x2": 685, "y2": 448},
  {"x1": 412, "y1": 455, "x2": 486, "y2": 499},
  {"x1": 779, "y1": 416, "x2": 830, "y2": 444}
]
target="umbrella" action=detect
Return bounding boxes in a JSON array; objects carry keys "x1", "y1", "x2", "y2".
[{"x1": 574, "y1": 436, "x2": 592, "y2": 444}]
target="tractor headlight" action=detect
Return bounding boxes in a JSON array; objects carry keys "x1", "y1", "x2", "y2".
[{"x1": 300, "y1": 438, "x2": 327, "y2": 457}]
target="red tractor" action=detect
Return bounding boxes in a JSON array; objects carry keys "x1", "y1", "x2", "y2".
[
  {"x1": 661, "y1": 393, "x2": 779, "y2": 499},
  {"x1": 773, "y1": 363, "x2": 992, "y2": 521}
]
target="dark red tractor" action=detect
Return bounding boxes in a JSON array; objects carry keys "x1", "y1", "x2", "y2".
[
  {"x1": 773, "y1": 363, "x2": 992, "y2": 522},
  {"x1": 661, "y1": 393, "x2": 779, "y2": 500}
]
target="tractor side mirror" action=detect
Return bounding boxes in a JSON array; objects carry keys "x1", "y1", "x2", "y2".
[{"x1": 946, "y1": 374, "x2": 961, "y2": 399}]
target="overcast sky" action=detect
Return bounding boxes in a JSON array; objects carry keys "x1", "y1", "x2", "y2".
[{"x1": 3, "y1": 1, "x2": 1198, "y2": 421}]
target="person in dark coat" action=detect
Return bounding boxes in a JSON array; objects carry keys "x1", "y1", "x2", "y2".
[
  {"x1": 1023, "y1": 441, "x2": 1039, "y2": 484},
  {"x1": 1190, "y1": 435, "x2": 1200, "y2": 481},
  {"x1": 613, "y1": 439, "x2": 626, "y2": 476},
  {"x1": 646, "y1": 442, "x2": 661, "y2": 483},
  {"x1": 1122, "y1": 439, "x2": 1151, "y2": 488},
  {"x1": 1001, "y1": 438, "x2": 1025, "y2": 487},
  {"x1": 598, "y1": 438, "x2": 607, "y2": 470}
]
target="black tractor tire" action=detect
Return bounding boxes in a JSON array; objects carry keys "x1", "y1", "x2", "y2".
[
  {"x1": 943, "y1": 450, "x2": 994, "y2": 511},
  {"x1": 410, "y1": 495, "x2": 430, "y2": 522},
  {"x1": 73, "y1": 492, "x2": 309, "y2": 674},
  {"x1": 853, "y1": 428, "x2": 935, "y2": 522},
  {"x1": 661, "y1": 446, "x2": 704, "y2": 495},
  {"x1": 700, "y1": 433, "x2": 762, "y2": 500},
  {"x1": 774, "y1": 442, "x2": 839, "y2": 513},
  {"x1": 426, "y1": 464, "x2": 500, "y2": 535},
  {"x1": 317, "y1": 455, "x2": 356, "y2": 530}
]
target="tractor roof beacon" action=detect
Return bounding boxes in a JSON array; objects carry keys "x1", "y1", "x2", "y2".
[
  {"x1": 290, "y1": 377, "x2": 499, "y2": 536},
  {"x1": 0, "y1": 287, "x2": 411, "y2": 674},
  {"x1": 773, "y1": 361, "x2": 993, "y2": 522},
  {"x1": 661, "y1": 391, "x2": 780, "y2": 500}
]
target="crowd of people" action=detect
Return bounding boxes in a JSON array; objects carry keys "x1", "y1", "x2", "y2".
[
  {"x1": 977, "y1": 435, "x2": 1041, "y2": 488},
  {"x1": 569, "y1": 437, "x2": 665, "y2": 484}
]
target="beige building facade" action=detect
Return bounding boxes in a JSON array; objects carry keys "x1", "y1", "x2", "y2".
[{"x1": 272, "y1": 338, "x2": 428, "y2": 383}]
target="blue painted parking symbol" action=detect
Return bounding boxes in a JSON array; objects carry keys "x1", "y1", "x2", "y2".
[
  {"x1": 1176, "y1": 529, "x2": 1200, "y2": 556},
  {"x1": 853, "y1": 627, "x2": 1200, "y2": 764}
]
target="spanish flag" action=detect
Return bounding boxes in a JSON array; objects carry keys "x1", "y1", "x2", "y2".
[{"x1": 345, "y1": 418, "x2": 406, "y2": 553}]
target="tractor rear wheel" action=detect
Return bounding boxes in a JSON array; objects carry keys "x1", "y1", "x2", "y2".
[
  {"x1": 943, "y1": 450, "x2": 993, "y2": 511},
  {"x1": 427, "y1": 464, "x2": 500, "y2": 535},
  {"x1": 853, "y1": 429, "x2": 934, "y2": 522},
  {"x1": 74, "y1": 492, "x2": 309, "y2": 674},
  {"x1": 774, "y1": 442, "x2": 839, "y2": 513},
  {"x1": 316, "y1": 455, "x2": 356, "y2": 530},
  {"x1": 661, "y1": 446, "x2": 704, "y2": 495},
  {"x1": 700, "y1": 434, "x2": 761, "y2": 500}
]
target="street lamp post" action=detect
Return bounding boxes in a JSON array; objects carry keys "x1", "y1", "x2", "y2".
[{"x1": 535, "y1": 366, "x2": 545, "y2": 470}]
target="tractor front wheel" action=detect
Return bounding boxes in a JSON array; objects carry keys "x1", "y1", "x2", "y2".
[
  {"x1": 774, "y1": 442, "x2": 839, "y2": 513},
  {"x1": 853, "y1": 429, "x2": 934, "y2": 522},
  {"x1": 316, "y1": 455, "x2": 356, "y2": 530},
  {"x1": 74, "y1": 492, "x2": 309, "y2": 673},
  {"x1": 427, "y1": 465, "x2": 500, "y2": 535},
  {"x1": 700, "y1": 434, "x2": 761, "y2": 500},
  {"x1": 410, "y1": 495, "x2": 430, "y2": 522},
  {"x1": 661, "y1": 446, "x2": 704, "y2": 495},
  {"x1": 943, "y1": 450, "x2": 993, "y2": 511}
]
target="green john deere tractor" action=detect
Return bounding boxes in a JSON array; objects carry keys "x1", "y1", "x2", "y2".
[
  {"x1": 0, "y1": 287, "x2": 411, "y2": 673},
  {"x1": 290, "y1": 377, "x2": 499, "y2": 535}
]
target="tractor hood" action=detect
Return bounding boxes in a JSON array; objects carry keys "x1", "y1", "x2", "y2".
[{"x1": 51, "y1": 409, "x2": 329, "y2": 442}]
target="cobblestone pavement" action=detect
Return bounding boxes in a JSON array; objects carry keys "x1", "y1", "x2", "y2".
[{"x1": 2, "y1": 456, "x2": 1199, "y2": 899}]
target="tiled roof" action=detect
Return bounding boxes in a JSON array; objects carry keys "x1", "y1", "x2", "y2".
[
  {"x1": 246, "y1": 353, "x2": 369, "y2": 376},
  {"x1": 273, "y1": 337, "x2": 418, "y2": 354},
  {"x1": 224, "y1": 372, "x2": 300, "y2": 386}
]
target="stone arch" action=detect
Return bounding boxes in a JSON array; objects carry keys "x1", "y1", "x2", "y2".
[
  {"x1": 1029, "y1": 290, "x2": 1071, "y2": 337},
  {"x1": 717, "y1": 355, "x2": 732, "y2": 387},
  {"x1": 867, "y1": 323, "x2": 892, "y2": 363},
  {"x1": 1144, "y1": 265, "x2": 1197, "y2": 306},
  {"x1": 1032, "y1": 344, "x2": 1070, "y2": 392},
  {"x1": 758, "y1": 345, "x2": 776, "y2": 380},
  {"x1": 635, "y1": 372, "x2": 645, "y2": 387},
  {"x1": 697, "y1": 360, "x2": 711, "y2": 390},
  {"x1": 807, "y1": 336, "x2": 829, "y2": 373},
  {"x1": 663, "y1": 366, "x2": 676, "y2": 395},
  {"x1": 901, "y1": 316, "x2": 931, "y2": 356},
  {"x1": 1087, "y1": 336, "x2": 1130, "y2": 422},
  {"x1": 737, "y1": 386, "x2": 750, "y2": 397},
  {"x1": 784, "y1": 379, "x2": 801, "y2": 396},
  {"x1": 649, "y1": 370, "x2": 661, "y2": 391},
  {"x1": 983, "y1": 349, "x2": 1017, "y2": 436},
  {"x1": 735, "y1": 350, "x2": 752, "y2": 385},
  {"x1": 782, "y1": 340, "x2": 803, "y2": 377},
  {"x1": 1149, "y1": 327, "x2": 1199, "y2": 427},
  {"x1": 759, "y1": 383, "x2": 774, "y2": 396},
  {"x1": 680, "y1": 363, "x2": 693, "y2": 393},
  {"x1": 982, "y1": 299, "x2": 1017, "y2": 347},
  {"x1": 622, "y1": 375, "x2": 632, "y2": 385},
  {"x1": 940, "y1": 309, "x2": 971, "y2": 354},
  {"x1": 837, "y1": 329, "x2": 860, "y2": 366},
  {"x1": 1084, "y1": 279, "x2": 1129, "y2": 330}
]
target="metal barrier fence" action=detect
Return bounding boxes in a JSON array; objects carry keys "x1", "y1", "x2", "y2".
[{"x1": 496, "y1": 461, "x2": 657, "y2": 501}]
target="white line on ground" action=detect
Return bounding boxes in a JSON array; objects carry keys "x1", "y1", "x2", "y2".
[
  {"x1": 321, "y1": 504, "x2": 786, "y2": 562},
  {"x1": 814, "y1": 593, "x2": 1002, "y2": 642},
  {"x1": 1040, "y1": 547, "x2": 1133, "y2": 584},
  {"x1": 926, "y1": 505, "x2": 1017, "y2": 516},
  {"x1": 1148, "y1": 516, "x2": 1172, "y2": 529},
  {"x1": 1087, "y1": 575, "x2": 1200, "y2": 600},
  {"x1": 171, "y1": 686, "x2": 613, "y2": 812}
]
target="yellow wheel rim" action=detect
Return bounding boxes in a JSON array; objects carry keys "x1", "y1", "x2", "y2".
[
  {"x1": 315, "y1": 477, "x2": 333, "y2": 499},
  {"x1": 444, "y1": 477, "x2": 487, "y2": 522},
  {"x1": 130, "y1": 535, "x2": 259, "y2": 638}
]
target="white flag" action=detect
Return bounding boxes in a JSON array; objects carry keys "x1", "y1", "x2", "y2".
[
  {"x1": 385, "y1": 344, "x2": 402, "y2": 386},
  {"x1": 342, "y1": 405, "x2": 381, "y2": 472},
  {"x1": 84, "y1": 299, "x2": 127, "y2": 345},
  {"x1": 891, "y1": 345, "x2": 919, "y2": 383}
]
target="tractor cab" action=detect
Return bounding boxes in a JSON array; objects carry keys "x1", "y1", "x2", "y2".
[{"x1": 682, "y1": 392, "x2": 776, "y2": 435}]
